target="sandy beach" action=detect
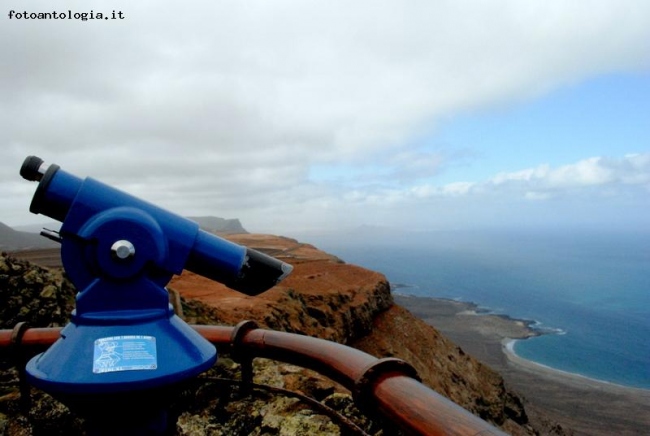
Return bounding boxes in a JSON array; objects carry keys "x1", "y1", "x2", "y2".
[{"x1": 394, "y1": 294, "x2": 650, "y2": 436}]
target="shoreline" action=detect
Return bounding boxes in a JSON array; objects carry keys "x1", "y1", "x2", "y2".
[
  {"x1": 501, "y1": 338, "x2": 650, "y2": 394},
  {"x1": 393, "y1": 293, "x2": 650, "y2": 435},
  {"x1": 395, "y1": 292, "x2": 649, "y2": 392}
]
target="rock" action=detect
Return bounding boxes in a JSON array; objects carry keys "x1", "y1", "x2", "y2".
[
  {"x1": 0, "y1": 236, "x2": 558, "y2": 435},
  {"x1": 0, "y1": 254, "x2": 75, "y2": 329},
  {"x1": 0, "y1": 412, "x2": 8, "y2": 436}
]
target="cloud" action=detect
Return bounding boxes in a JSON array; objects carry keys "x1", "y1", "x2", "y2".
[
  {"x1": 311, "y1": 153, "x2": 650, "y2": 217},
  {"x1": 392, "y1": 154, "x2": 650, "y2": 204},
  {"x1": 295, "y1": 154, "x2": 650, "y2": 231},
  {"x1": 484, "y1": 154, "x2": 650, "y2": 196},
  {"x1": 2, "y1": 1, "x2": 650, "y2": 232}
]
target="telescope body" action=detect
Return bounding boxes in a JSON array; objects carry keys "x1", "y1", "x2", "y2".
[
  {"x1": 19, "y1": 155, "x2": 292, "y2": 431},
  {"x1": 23, "y1": 157, "x2": 291, "y2": 298}
]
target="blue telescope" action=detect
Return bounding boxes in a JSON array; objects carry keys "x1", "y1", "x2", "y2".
[{"x1": 19, "y1": 155, "x2": 293, "y2": 433}]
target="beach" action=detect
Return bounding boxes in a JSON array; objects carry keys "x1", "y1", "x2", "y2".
[{"x1": 394, "y1": 294, "x2": 650, "y2": 436}]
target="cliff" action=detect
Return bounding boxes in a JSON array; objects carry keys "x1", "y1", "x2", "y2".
[
  {"x1": 169, "y1": 234, "x2": 391, "y2": 344},
  {"x1": 0, "y1": 234, "x2": 548, "y2": 435},
  {"x1": 170, "y1": 234, "x2": 536, "y2": 435},
  {"x1": 187, "y1": 216, "x2": 249, "y2": 234}
]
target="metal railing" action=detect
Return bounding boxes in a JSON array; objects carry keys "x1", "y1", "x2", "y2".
[{"x1": 1, "y1": 320, "x2": 508, "y2": 436}]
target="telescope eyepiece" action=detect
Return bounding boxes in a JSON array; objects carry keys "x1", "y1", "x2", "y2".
[
  {"x1": 19, "y1": 156, "x2": 65, "y2": 218},
  {"x1": 20, "y1": 156, "x2": 48, "y2": 181}
]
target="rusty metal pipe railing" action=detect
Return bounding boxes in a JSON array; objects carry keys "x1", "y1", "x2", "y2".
[
  {"x1": 0, "y1": 326, "x2": 62, "y2": 348},
  {"x1": 1, "y1": 324, "x2": 508, "y2": 436}
]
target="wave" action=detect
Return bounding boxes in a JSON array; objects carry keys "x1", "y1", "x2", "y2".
[
  {"x1": 389, "y1": 282, "x2": 420, "y2": 291},
  {"x1": 529, "y1": 320, "x2": 567, "y2": 335}
]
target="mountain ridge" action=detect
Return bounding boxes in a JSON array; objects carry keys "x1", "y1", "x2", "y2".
[
  {"x1": 187, "y1": 216, "x2": 248, "y2": 234},
  {"x1": 0, "y1": 221, "x2": 59, "y2": 252}
]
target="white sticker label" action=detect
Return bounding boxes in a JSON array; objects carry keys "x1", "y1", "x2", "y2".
[{"x1": 93, "y1": 335, "x2": 157, "y2": 373}]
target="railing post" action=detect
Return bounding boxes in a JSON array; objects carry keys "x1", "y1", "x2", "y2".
[
  {"x1": 230, "y1": 320, "x2": 259, "y2": 395},
  {"x1": 10, "y1": 322, "x2": 32, "y2": 413}
]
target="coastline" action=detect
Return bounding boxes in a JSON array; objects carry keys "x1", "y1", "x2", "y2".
[
  {"x1": 393, "y1": 293, "x2": 650, "y2": 435},
  {"x1": 502, "y1": 338, "x2": 650, "y2": 394},
  {"x1": 396, "y1": 292, "x2": 649, "y2": 391}
]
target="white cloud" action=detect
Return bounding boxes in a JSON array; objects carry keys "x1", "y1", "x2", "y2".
[
  {"x1": 487, "y1": 154, "x2": 650, "y2": 195},
  {"x1": 491, "y1": 165, "x2": 552, "y2": 185},
  {"x1": 292, "y1": 154, "x2": 650, "y2": 231},
  {"x1": 396, "y1": 154, "x2": 650, "y2": 205},
  {"x1": 442, "y1": 182, "x2": 475, "y2": 197},
  {"x1": 1, "y1": 1, "x2": 650, "y2": 232},
  {"x1": 547, "y1": 158, "x2": 615, "y2": 187},
  {"x1": 313, "y1": 153, "x2": 650, "y2": 218}
]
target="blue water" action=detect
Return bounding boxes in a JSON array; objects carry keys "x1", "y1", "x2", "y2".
[{"x1": 299, "y1": 228, "x2": 650, "y2": 389}]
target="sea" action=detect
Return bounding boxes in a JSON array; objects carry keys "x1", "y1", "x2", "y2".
[{"x1": 299, "y1": 227, "x2": 650, "y2": 390}]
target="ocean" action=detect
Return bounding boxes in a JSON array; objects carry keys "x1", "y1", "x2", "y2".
[{"x1": 300, "y1": 227, "x2": 650, "y2": 390}]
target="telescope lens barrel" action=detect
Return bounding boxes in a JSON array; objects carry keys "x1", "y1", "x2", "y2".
[{"x1": 185, "y1": 230, "x2": 293, "y2": 295}]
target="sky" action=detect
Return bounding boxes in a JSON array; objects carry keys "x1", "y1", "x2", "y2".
[{"x1": 2, "y1": 0, "x2": 649, "y2": 236}]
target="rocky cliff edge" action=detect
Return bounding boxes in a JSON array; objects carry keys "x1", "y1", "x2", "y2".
[
  {"x1": 0, "y1": 234, "x2": 545, "y2": 435},
  {"x1": 169, "y1": 234, "x2": 536, "y2": 435}
]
